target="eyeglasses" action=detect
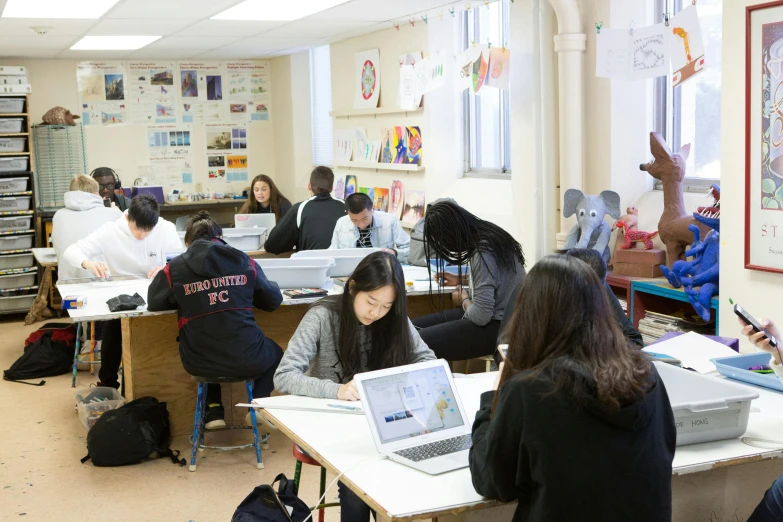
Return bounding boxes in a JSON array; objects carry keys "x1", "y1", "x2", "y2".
[{"x1": 98, "y1": 183, "x2": 116, "y2": 190}]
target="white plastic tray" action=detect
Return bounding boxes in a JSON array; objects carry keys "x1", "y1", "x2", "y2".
[
  {"x1": 0, "y1": 157, "x2": 28, "y2": 173},
  {"x1": 655, "y1": 361, "x2": 759, "y2": 446},
  {"x1": 0, "y1": 270, "x2": 36, "y2": 290},
  {"x1": 0, "y1": 196, "x2": 30, "y2": 211},
  {"x1": 256, "y1": 258, "x2": 336, "y2": 289},
  {"x1": 291, "y1": 248, "x2": 381, "y2": 277},
  {"x1": 0, "y1": 215, "x2": 32, "y2": 232},
  {"x1": 0, "y1": 98, "x2": 24, "y2": 113},
  {"x1": 0, "y1": 233, "x2": 33, "y2": 250},
  {"x1": 0, "y1": 292, "x2": 34, "y2": 311},
  {"x1": 0, "y1": 252, "x2": 33, "y2": 270},
  {"x1": 0, "y1": 118, "x2": 23, "y2": 132},
  {"x1": 222, "y1": 228, "x2": 266, "y2": 252},
  {"x1": 0, "y1": 137, "x2": 24, "y2": 152}
]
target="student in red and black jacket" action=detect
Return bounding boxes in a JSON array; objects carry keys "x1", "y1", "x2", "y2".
[{"x1": 148, "y1": 211, "x2": 284, "y2": 430}]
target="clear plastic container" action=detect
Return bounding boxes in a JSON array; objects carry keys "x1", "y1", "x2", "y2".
[
  {"x1": 0, "y1": 137, "x2": 24, "y2": 152},
  {"x1": 0, "y1": 252, "x2": 32, "y2": 270},
  {"x1": 0, "y1": 215, "x2": 32, "y2": 232},
  {"x1": 291, "y1": 248, "x2": 381, "y2": 277},
  {"x1": 0, "y1": 292, "x2": 34, "y2": 311},
  {"x1": 0, "y1": 269, "x2": 36, "y2": 290},
  {"x1": 222, "y1": 228, "x2": 266, "y2": 251},
  {"x1": 0, "y1": 98, "x2": 24, "y2": 113},
  {"x1": 0, "y1": 157, "x2": 28, "y2": 173},
  {"x1": 0, "y1": 233, "x2": 33, "y2": 250},
  {"x1": 74, "y1": 387, "x2": 126, "y2": 430},
  {"x1": 0, "y1": 118, "x2": 23, "y2": 132},
  {"x1": 256, "y1": 258, "x2": 336, "y2": 289},
  {"x1": 654, "y1": 361, "x2": 759, "y2": 446},
  {"x1": 0, "y1": 196, "x2": 30, "y2": 211}
]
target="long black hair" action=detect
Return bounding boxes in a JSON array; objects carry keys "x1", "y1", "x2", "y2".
[
  {"x1": 423, "y1": 201, "x2": 525, "y2": 285},
  {"x1": 313, "y1": 251, "x2": 414, "y2": 381}
]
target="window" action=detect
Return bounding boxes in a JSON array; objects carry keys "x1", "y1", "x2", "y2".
[
  {"x1": 310, "y1": 44, "x2": 334, "y2": 167},
  {"x1": 461, "y1": 0, "x2": 511, "y2": 176},
  {"x1": 653, "y1": 0, "x2": 722, "y2": 186}
]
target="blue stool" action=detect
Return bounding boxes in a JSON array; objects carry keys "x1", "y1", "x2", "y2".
[{"x1": 189, "y1": 376, "x2": 266, "y2": 472}]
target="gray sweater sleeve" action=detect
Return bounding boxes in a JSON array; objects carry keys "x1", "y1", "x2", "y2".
[
  {"x1": 464, "y1": 253, "x2": 496, "y2": 327},
  {"x1": 408, "y1": 318, "x2": 437, "y2": 362},
  {"x1": 273, "y1": 307, "x2": 343, "y2": 399}
]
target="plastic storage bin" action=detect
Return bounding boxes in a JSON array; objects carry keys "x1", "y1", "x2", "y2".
[
  {"x1": 222, "y1": 228, "x2": 266, "y2": 251},
  {"x1": 0, "y1": 118, "x2": 23, "y2": 133},
  {"x1": 74, "y1": 387, "x2": 126, "y2": 430},
  {"x1": 256, "y1": 258, "x2": 336, "y2": 289},
  {"x1": 0, "y1": 157, "x2": 28, "y2": 173},
  {"x1": 0, "y1": 269, "x2": 36, "y2": 290},
  {"x1": 0, "y1": 98, "x2": 24, "y2": 113},
  {"x1": 712, "y1": 352, "x2": 783, "y2": 392},
  {"x1": 0, "y1": 292, "x2": 34, "y2": 311},
  {"x1": 0, "y1": 196, "x2": 30, "y2": 211},
  {"x1": 291, "y1": 248, "x2": 381, "y2": 277},
  {"x1": 654, "y1": 361, "x2": 758, "y2": 446},
  {"x1": 0, "y1": 215, "x2": 32, "y2": 232},
  {"x1": 0, "y1": 233, "x2": 33, "y2": 250},
  {"x1": 0, "y1": 252, "x2": 33, "y2": 270},
  {"x1": 0, "y1": 137, "x2": 24, "y2": 152}
]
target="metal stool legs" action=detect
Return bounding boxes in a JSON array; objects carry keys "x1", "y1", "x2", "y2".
[
  {"x1": 246, "y1": 379, "x2": 264, "y2": 470},
  {"x1": 189, "y1": 382, "x2": 207, "y2": 471},
  {"x1": 70, "y1": 322, "x2": 82, "y2": 388}
]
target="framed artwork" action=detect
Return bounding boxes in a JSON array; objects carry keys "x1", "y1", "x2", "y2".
[{"x1": 746, "y1": 1, "x2": 783, "y2": 272}]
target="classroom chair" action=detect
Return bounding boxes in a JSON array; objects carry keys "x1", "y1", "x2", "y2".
[
  {"x1": 292, "y1": 444, "x2": 340, "y2": 522},
  {"x1": 71, "y1": 321, "x2": 101, "y2": 388},
  {"x1": 188, "y1": 376, "x2": 268, "y2": 472}
]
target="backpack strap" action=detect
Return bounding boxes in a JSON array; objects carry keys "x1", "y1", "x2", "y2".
[
  {"x1": 158, "y1": 448, "x2": 186, "y2": 466},
  {"x1": 3, "y1": 376, "x2": 45, "y2": 386},
  {"x1": 80, "y1": 454, "x2": 91, "y2": 464}
]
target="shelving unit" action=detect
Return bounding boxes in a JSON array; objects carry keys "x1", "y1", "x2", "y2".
[
  {"x1": 334, "y1": 161, "x2": 424, "y2": 172},
  {"x1": 330, "y1": 106, "x2": 424, "y2": 118},
  {"x1": 0, "y1": 93, "x2": 38, "y2": 315}
]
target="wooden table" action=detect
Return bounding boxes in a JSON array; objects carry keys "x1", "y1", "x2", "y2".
[
  {"x1": 26, "y1": 247, "x2": 58, "y2": 324},
  {"x1": 59, "y1": 276, "x2": 452, "y2": 436}
]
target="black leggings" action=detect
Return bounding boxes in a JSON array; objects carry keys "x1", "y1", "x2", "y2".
[
  {"x1": 98, "y1": 319, "x2": 122, "y2": 388},
  {"x1": 412, "y1": 308, "x2": 501, "y2": 361}
]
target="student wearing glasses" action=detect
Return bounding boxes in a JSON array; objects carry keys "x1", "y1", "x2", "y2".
[{"x1": 91, "y1": 167, "x2": 131, "y2": 211}]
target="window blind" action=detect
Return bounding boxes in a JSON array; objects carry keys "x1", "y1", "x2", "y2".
[{"x1": 310, "y1": 45, "x2": 334, "y2": 167}]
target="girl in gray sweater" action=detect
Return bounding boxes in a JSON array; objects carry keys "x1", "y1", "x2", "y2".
[{"x1": 274, "y1": 251, "x2": 435, "y2": 521}]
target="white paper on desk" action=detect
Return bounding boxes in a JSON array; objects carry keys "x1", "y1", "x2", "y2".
[
  {"x1": 643, "y1": 332, "x2": 740, "y2": 373},
  {"x1": 401, "y1": 265, "x2": 432, "y2": 281},
  {"x1": 240, "y1": 395, "x2": 365, "y2": 415}
]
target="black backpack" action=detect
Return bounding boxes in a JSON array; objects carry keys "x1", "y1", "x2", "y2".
[
  {"x1": 232, "y1": 474, "x2": 311, "y2": 522},
  {"x1": 3, "y1": 329, "x2": 75, "y2": 386},
  {"x1": 82, "y1": 397, "x2": 185, "y2": 467}
]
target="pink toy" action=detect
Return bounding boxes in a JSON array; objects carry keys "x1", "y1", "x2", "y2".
[
  {"x1": 612, "y1": 206, "x2": 639, "y2": 231},
  {"x1": 615, "y1": 220, "x2": 659, "y2": 250}
]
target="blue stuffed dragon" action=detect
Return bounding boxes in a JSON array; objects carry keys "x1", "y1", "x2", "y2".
[{"x1": 659, "y1": 185, "x2": 720, "y2": 322}]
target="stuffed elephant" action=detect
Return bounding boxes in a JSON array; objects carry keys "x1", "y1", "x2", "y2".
[{"x1": 563, "y1": 189, "x2": 622, "y2": 264}]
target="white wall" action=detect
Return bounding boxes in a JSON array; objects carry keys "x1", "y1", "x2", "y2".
[{"x1": 12, "y1": 58, "x2": 290, "y2": 198}]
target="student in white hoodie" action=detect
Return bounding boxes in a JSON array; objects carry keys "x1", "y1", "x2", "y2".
[
  {"x1": 63, "y1": 194, "x2": 181, "y2": 388},
  {"x1": 52, "y1": 175, "x2": 122, "y2": 281}
]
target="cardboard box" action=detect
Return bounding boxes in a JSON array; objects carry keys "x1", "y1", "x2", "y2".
[
  {"x1": 63, "y1": 295, "x2": 87, "y2": 310},
  {"x1": 613, "y1": 261, "x2": 663, "y2": 278},
  {"x1": 614, "y1": 248, "x2": 666, "y2": 265}
]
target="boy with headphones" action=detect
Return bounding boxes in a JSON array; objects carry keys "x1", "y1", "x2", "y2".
[{"x1": 91, "y1": 167, "x2": 132, "y2": 211}]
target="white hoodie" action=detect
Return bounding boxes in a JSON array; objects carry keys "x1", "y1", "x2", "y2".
[
  {"x1": 52, "y1": 191, "x2": 122, "y2": 281},
  {"x1": 62, "y1": 211, "x2": 181, "y2": 279}
]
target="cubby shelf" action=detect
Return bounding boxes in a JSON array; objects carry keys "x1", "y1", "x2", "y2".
[
  {"x1": 334, "y1": 161, "x2": 424, "y2": 172},
  {"x1": 330, "y1": 107, "x2": 424, "y2": 118}
]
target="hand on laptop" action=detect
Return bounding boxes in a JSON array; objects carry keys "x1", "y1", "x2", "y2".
[
  {"x1": 493, "y1": 362, "x2": 504, "y2": 391},
  {"x1": 82, "y1": 260, "x2": 110, "y2": 279},
  {"x1": 337, "y1": 380, "x2": 360, "y2": 401}
]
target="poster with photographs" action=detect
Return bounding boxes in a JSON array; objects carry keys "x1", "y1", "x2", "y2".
[
  {"x1": 146, "y1": 124, "x2": 194, "y2": 185},
  {"x1": 226, "y1": 61, "x2": 271, "y2": 122},
  {"x1": 127, "y1": 62, "x2": 177, "y2": 124},
  {"x1": 205, "y1": 123, "x2": 249, "y2": 183},
  {"x1": 76, "y1": 61, "x2": 128, "y2": 126},
  {"x1": 178, "y1": 61, "x2": 226, "y2": 123}
]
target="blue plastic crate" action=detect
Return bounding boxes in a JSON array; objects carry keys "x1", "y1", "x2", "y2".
[{"x1": 711, "y1": 352, "x2": 783, "y2": 392}]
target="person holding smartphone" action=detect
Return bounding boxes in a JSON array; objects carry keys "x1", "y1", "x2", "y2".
[{"x1": 274, "y1": 251, "x2": 434, "y2": 521}]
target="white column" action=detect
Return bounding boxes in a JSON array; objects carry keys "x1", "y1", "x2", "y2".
[{"x1": 553, "y1": 33, "x2": 587, "y2": 247}]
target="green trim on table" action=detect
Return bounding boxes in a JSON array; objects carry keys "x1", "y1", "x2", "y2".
[{"x1": 632, "y1": 281, "x2": 719, "y2": 308}]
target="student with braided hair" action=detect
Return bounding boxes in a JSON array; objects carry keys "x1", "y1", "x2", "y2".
[{"x1": 412, "y1": 201, "x2": 526, "y2": 360}]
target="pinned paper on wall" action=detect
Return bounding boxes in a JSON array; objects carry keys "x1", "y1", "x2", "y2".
[
  {"x1": 670, "y1": 6, "x2": 706, "y2": 87},
  {"x1": 595, "y1": 24, "x2": 670, "y2": 80},
  {"x1": 333, "y1": 176, "x2": 346, "y2": 200},
  {"x1": 345, "y1": 175, "x2": 357, "y2": 196},
  {"x1": 335, "y1": 129, "x2": 353, "y2": 163},
  {"x1": 402, "y1": 190, "x2": 425, "y2": 226},
  {"x1": 399, "y1": 64, "x2": 417, "y2": 110},
  {"x1": 406, "y1": 126, "x2": 422, "y2": 165},
  {"x1": 413, "y1": 56, "x2": 431, "y2": 99},
  {"x1": 374, "y1": 188, "x2": 390, "y2": 212},
  {"x1": 397, "y1": 52, "x2": 423, "y2": 107},
  {"x1": 355, "y1": 127, "x2": 368, "y2": 159},
  {"x1": 485, "y1": 47, "x2": 510, "y2": 90},
  {"x1": 429, "y1": 50, "x2": 447, "y2": 92},
  {"x1": 393, "y1": 127, "x2": 407, "y2": 164},
  {"x1": 390, "y1": 180, "x2": 405, "y2": 219},
  {"x1": 472, "y1": 49, "x2": 489, "y2": 93},
  {"x1": 365, "y1": 140, "x2": 381, "y2": 162},
  {"x1": 596, "y1": 28, "x2": 631, "y2": 79},
  {"x1": 380, "y1": 128, "x2": 396, "y2": 163},
  {"x1": 455, "y1": 47, "x2": 482, "y2": 92},
  {"x1": 359, "y1": 187, "x2": 375, "y2": 201},
  {"x1": 354, "y1": 49, "x2": 381, "y2": 109}
]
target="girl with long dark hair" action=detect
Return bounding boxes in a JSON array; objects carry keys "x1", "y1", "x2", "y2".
[
  {"x1": 470, "y1": 255, "x2": 675, "y2": 522},
  {"x1": 274, "y1": 251, "x2": 435, "y2": 521},
  {"x1": 412, "y1": 201, "x2": 526, "y2": 360},
  {"x1": 238, "y1": 174, "x2": 292, "y2": 222}
]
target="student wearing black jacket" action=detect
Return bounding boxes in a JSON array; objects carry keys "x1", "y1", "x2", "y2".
[
  {"x1": 471, "y1": 255, "x2": 675, "y2": 522},
  {"x1": 263, "y1": 166, "x2": 345, "y2": 254},
  {"x1": 148, "y1": 211, "x2": 284, "y2": 429}
]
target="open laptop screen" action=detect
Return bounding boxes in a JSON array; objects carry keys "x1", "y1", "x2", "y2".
[{"x1": 361, "y1": 365, "x2": 466, "y2": 445}]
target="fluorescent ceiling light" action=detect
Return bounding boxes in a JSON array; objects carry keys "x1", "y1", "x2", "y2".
[
  {"x1": 211, "y1": 0, "x2": 351, "y2": 21},
  {"x1": 1, "y1": 0, "x2": 121, "y2": 19},
  {"x1": 70, "y1": 36, "x2": 162, "y2": 50}
]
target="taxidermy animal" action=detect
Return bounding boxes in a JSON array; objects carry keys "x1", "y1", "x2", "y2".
[
  {"x1": 563, "y1": 189, "x2": 622, "y2": 264},
  {"x1": 615, "y1": 221, "x2": 659, "y2": 250},
  {"x1": 639, "y1": 132, "x2": 708, "y2": 267}
]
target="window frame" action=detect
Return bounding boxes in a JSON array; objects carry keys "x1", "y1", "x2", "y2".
[
  {"x1": 310, "y1": 44, "x2": 334, "y2": 168},
  {"x1": 460, "y1": 0, "x2": 512, "y2": 178}
]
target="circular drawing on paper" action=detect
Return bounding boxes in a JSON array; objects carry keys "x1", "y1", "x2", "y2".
[
  {"x1": 361, "y1": 60, "x2": 376, "y2": 100},
  {"x1": 491, "y1": 59, "x2": 504, "y2": 79}
]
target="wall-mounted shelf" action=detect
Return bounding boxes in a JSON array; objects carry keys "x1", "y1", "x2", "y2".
[
  {"x1": 0, "y1": 133, "x2": 29, "y2": 137},
  {"x1": 334, "y1": 161, "x2": 424, "y2": 172},
  {"x1": 0, "y1": 113, "x2": 27, "y2": 117},
  {"x1": 0, "y1": 151, "x2": 30, "y2": 156},
  {"x1": 330, "y1": 107, "x2": 424, "y2": 118}
]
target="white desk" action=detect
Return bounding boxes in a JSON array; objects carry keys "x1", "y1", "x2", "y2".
[
  {"x1": 31, "y1": 247, "x2": 56, "y2": 267},
  {"x1": 257, "y1": 372, "x2": 783, "y2": 522}
]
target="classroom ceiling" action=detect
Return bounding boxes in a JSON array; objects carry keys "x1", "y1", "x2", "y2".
[{"x1": 0, "y1": 0, "x2": 453, "y2": 60}]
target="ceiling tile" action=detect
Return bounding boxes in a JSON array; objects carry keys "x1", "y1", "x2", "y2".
[
  {"x1": 0, "y1": 35, "x2": 79, "y2": 50},
  {"x1": 173, "y1": 19, "x2": 286, "y2": 38},
  {"x1": 105, "y1": 0, "x2": 241, "y2": 20},
  {"x1": 56, "y1": 49, "x2": 135, "y2": 60},
  {"x1": 257, "y1": 20, "x2": 377, "y2": 39},
  {"x1": 144, "y1": 36, "x2": 242, "y2": 51},
  {"x1": 126, "y1": 48, "x2": 201, "y2": 60},
  {"x1": 0, "y1": 49, "x2": 60, "y2": 58},
  {"x1": 0, "y1": 18, "x2": 96, "y2": 37},
  {"x1": 87, "y1": 18, "x2": 197, "y2": 36},
  {"x1": 191, "y1": 48, "x2": 278, "y2": 60},
  {"x1": 302, "y1": 0, "x2": 436, "y2": 22}
]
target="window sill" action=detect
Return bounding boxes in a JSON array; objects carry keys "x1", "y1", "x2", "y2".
[
  {"x1": 654, "y1": 178, "x2": 719, "y2": 193},
  {"x1": 462, "y1": 170, "x2": 511, "y2": 180}
]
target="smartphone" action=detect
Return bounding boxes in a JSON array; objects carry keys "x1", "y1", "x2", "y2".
[
  {"x1": 497, "y1": 344, "x2": 508, "y2": 360},
  {"x1": 103, "y1": 198, "x2": 111, "y2": 208},
  {"x1": 735, "y1": 303, "x2": 781, "y2": 357}
]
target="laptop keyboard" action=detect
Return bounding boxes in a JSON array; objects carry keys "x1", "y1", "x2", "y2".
[{"x1": 393, "y1": 434, "x2": 472, "y2": 462}]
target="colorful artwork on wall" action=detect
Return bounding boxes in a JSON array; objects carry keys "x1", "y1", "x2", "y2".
[
  {"x1": 374, "y1": 188, "x2": 390, "y2": 212},
  {"x1": 390, "y1": 180, "x2": 405, "y2": 219},
  {"x1": 393, "y1": 126, "x2": 407, "y2": 164},
  {"x1": 406, "y1": 126, "x2": 422, "y2": 165},
  {"x1": 380, "y1": 128, "x2": 396, "y2": 163},
  {"x1": 402, "y1": 190, "x2": 425, "y2": 226},
  {"x1": 345, "y1": 175, "x2": 357, "y2": 197},
  {"x1": 354, "y1": 49, "x2": 381, "y2": 109}
]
